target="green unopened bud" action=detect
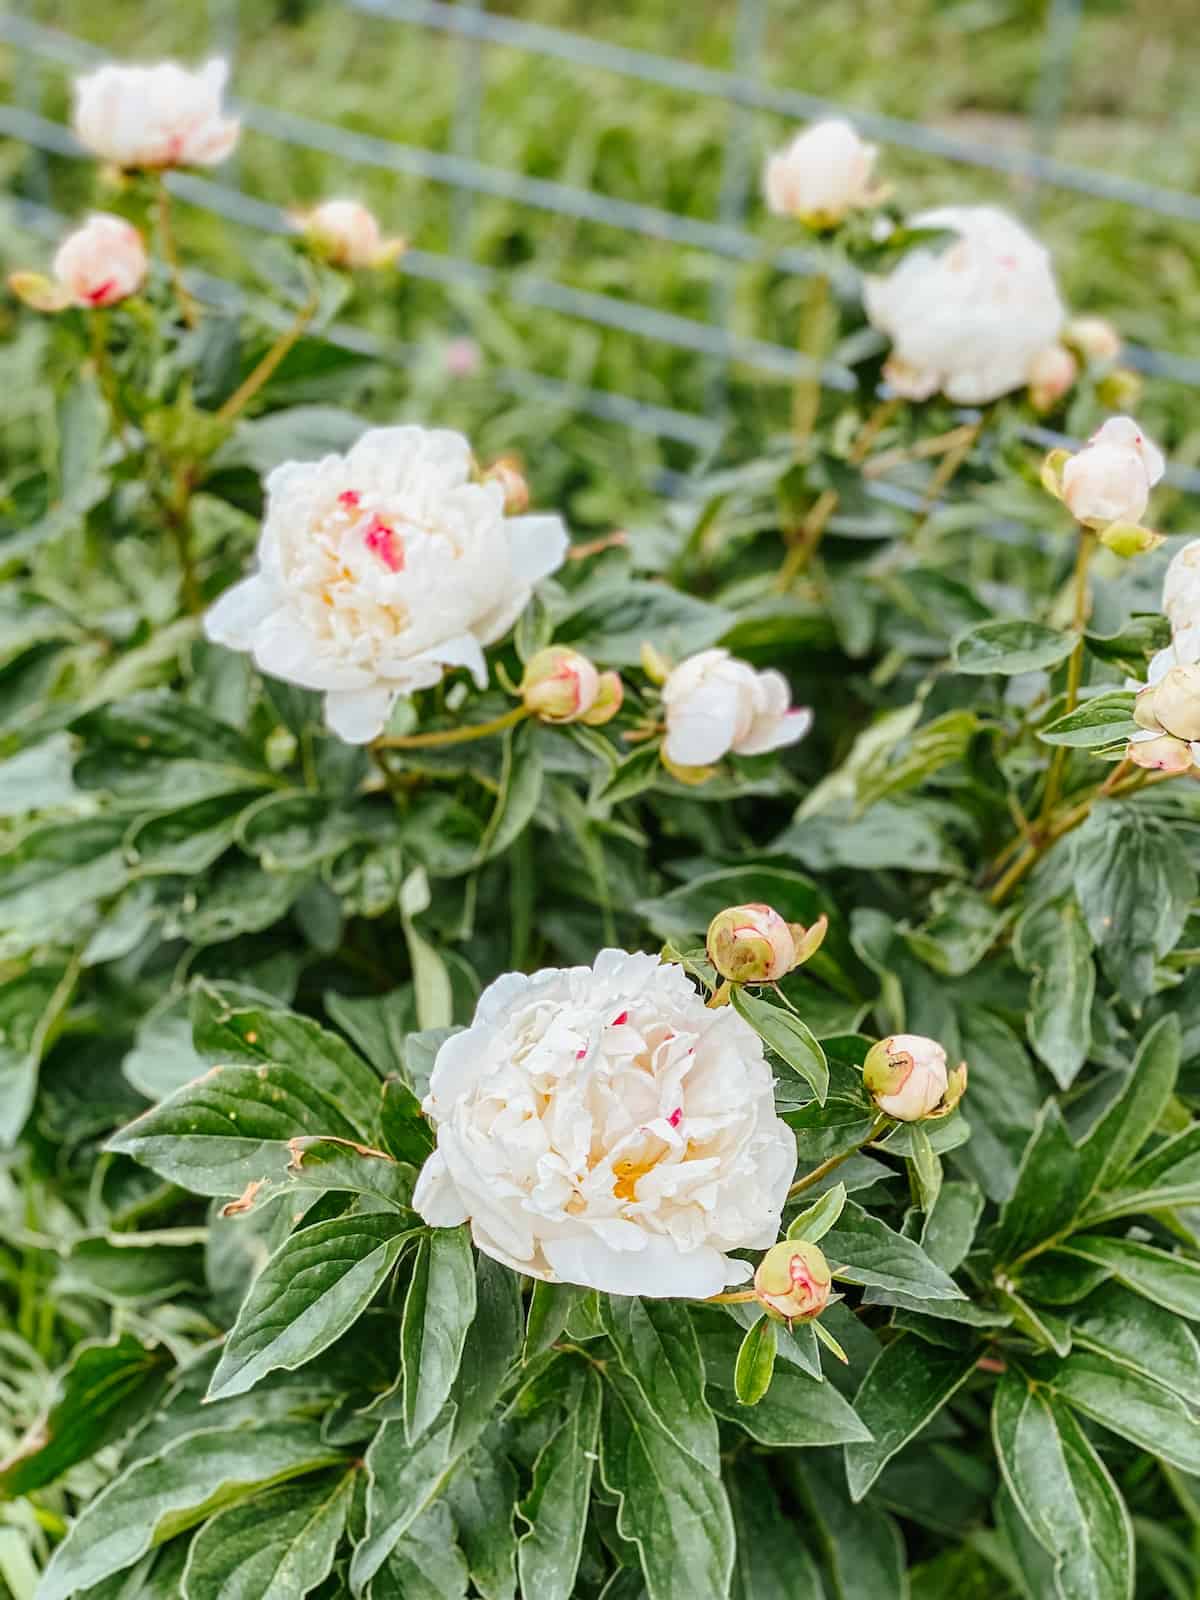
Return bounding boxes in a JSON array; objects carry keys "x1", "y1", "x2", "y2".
[
  {"x1": 863, "y1": 1033, "x2": 962, "y2": 1122},
  {"x1": 754, "y1": 1239, "x2": 832, "y2": 1323},
  {"x1": 640, "y1": 641, "x2": 672, "y2": 685},
  {"x1": 1098, "y1": 521, "x2": 1165, "y2": 559},
  {"x1": 520, "y1": 647, "x2": 600, "y2": 724},
  {"x1": 1096, "y1": 367, "x2": 1143, "y2": 412},
  {"x1": 579, "y1": 670, "x2": 623, "y2": 727},
  {"x1": 707, "y1": 903, "x2": 805, "y2": 984}
]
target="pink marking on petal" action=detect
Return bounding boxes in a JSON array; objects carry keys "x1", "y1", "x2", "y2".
[
  {"x1": 364, "y1": 514, "x2": 404, "y2": 571},
  {"x1": 668, "y1": 1108, "x2": 682, "y2": 1129},
  {"x1": 86, "y1": 280, "x2": 117, "y2": 306},
  {"x1": 575, "y1": 1048, "x2": 587, "y2": 1060},
  {"x1": 999, "y1": 254, "x2": 1018, "y2": 268},
  {"x1": 338, "y1": 490, "x2": 361, "y2": 509},
  {"x1": 611, "y1": 1011, "x2": 628, "y2": 1027}
]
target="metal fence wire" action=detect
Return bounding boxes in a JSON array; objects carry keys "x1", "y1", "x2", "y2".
[{"x1": 3, "y1": 1, "x2": 1200, "y2": 497}]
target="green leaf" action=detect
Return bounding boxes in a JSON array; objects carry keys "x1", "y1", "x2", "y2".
[
  {"x1": 1059, "y1": 1235, "x2": 1200, "y2": 1320},
  {"x1": 595, "y1": 742, "x2": 662, "y2": 806},
  {"x1": 728, "y1": 1457, "x2": 824, "y2": 1600},
  {"x1": 0, "y1": 962, "x2": 78, "y2": 1147},
  {"x1": 517, "y1": 1365, "x2": 601, "y2": 1600},
  {"x1": 855, "y1": 710, "x2": 980, "y2": 810},
  {"x1": 991, "y1": 1105, "x2": 1086, "y2": 1268},
  {"x1": 1070, "y1": 1281, "x2": 1200, "y2": 1405},
  {"x1": 1013, "y1": 897, "x2": 1095, "y2": 1090},
  {"x1": 266, "y1": 1135, "x2": 415, "y2": 1211},
  {"x1": 370, "y1": 1502, "x2": 470, "y2": 1600},
  {"x1": 1045, "y1": 1350, "x2": 1200, "y2": 1473},
  {"x1": 37, "y1": 1423, "x2": 344, "y2": 1600},
  {"x1": 953, "y1": 621, "x2": 1076, "y2": 676},
  {"x1": 992, "y1": 1370, "x2": 1134, "y2": 1600},
  {"x1": 401, "y1": 1228, "x2": 478, "y2": 1441},
  {"x1": 524, "y1": 1281, "x2": 579, "y2": 1361},
  {"x1": 324, "y1": 988, "x2": 412, "y2": 1080},
  {"x1": 0, "y1": 1333, "x2": 171, "y2": 1498},
  {"x1": 1073, "y1": 803, "x2": 1197, "y2": 1007},
  {"x1": 845, "y1": 1335, "x2": 977, "y2": 1501},
  {"x1": 906, "y1": 1124, "x2": 942, "y2": 1214},
  {"x1": 902, "y1": 884, "x2": 1010, "y2": 978},
  {"x1": 477, "y1": 723, "x2": 543, "y2": 863},
  {"x1": 208, "y1": 1213, "x2": 420, "y2": 1400},
  {"x1": 709, "y1": 1358, "x2": 871, "y2": 1447},
  {"x1": 733, "y1": 1316, "x2": 777, "y2": 1406},
  {"x1": 789, "y1": 1456, "x2": 908, "y2": 1600},
  {"x1": 557, "y1": 581, "x2": 731, "y2": 668},
  {"x1": 823, "y1": 1201, "x2": 965, "y2": 1301},
  {"x1": 73, "y1": 695, "x2": 275, "y2": 806},
  {"x1": 0, "y1": 818, "x2": 129, "y2": 955},
  {"x1": 446, "y1": 1445, "x2": 518, "y2": 1600},
  {"x1": 952, "y1": 1009, "x2": 1043, "y2": 1205},
  {"x1": 1084, "y1": 612, "x2": 1171, "y2": 668},
  {"x1": 919, "y1": 1179, "x2": 984, "y2": 1274},
  {"x1": 598, "y1": 1366, "x2": 734, "y2": 1600},
  {"x1": 731, "y1": 987, "x2": 828, "y2": 1103},
  {"x1": 1079, "y1": 1014, "x2": 1181, "y2": 1194},
  {"x1": 787, "y1": 1181, "x2": 847, "y2": 1242},
  {"x1": 350, "y1": 1411, "x2": 460, "y2": 1594},
  {"x1": 181, "y1": 1467, "x2": 354, "y2": 1600},
  {"x1": 636, "y1": 867, "x2": 836, "y2": 974},
  {"x1": 1037, "y1": 694, "x2": 1139, "y2": 748},
  {"x1": 55, "y1": 1232, "x2": 204, "y2": 1307},
  {"x1": 599, "y1": 1297, "x2": 718, "y2": 1472}
]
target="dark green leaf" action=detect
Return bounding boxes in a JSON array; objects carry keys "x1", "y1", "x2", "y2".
[
  {"x1": 1046, "y1": 1350, "x2": 1200, "y2": 1473},
  {"x1": 789, "y1": 1456, "x2": 908, "y2": 1600},
  {"x1": 1013, "y1": 897, "x2": 1095, "y2": 1090},
  {"x1": 1037, "y1": 694, "x2": 1139, "y2": 749},
  {"x1": 599, "y1": 1297, "x2": 718, "y2": 1471},
  {"x1": 845, "y1": 1335, "x2": 977, "y2": 1501},
  {"x1": 181, "y1": 1467, "x2": 354, "y2": 1600},
  {"x1": 728, "y1": 1457, "x2": 824, "y2": 1600},
  {"x1": 953, "y1": 621, "x2": 1075, "y2": 676},
  {"x1": 731, "y1": 987, "x2": 828, "y2": 1103},
  {"x1": 517, "y1": 1365, "x2": 601, "y2": 1600},
  {"x1": 1070, "y1": 1281, "x2": 1200, "y2": 1405},
  {"x1": 557, "y1": 582, "x2": 731, "y2": 667},
  {"x1": 991, "y1": 1105, "x2": 1086, "y2": 1268},
  {"x1": 733, "y1": 1316, "x2": 777, "y2": 1407},
  {"x1": 824, "y1": 1202, "x2": 965, "y2": 1301},
  {"x1": 401, "y1": 1228, "x2": 478, "y2": 1441},
  {"x1": 1059, "y1": 1234, "x2": 1200, "y2": 1320}
]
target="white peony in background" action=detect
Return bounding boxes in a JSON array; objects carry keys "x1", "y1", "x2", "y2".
[
  {"x1": 661, "y1": 647, "x2": 812, "y2": 768},
  {"x1": 414, "y1": 949, "x2": 798, "y2": 1297},
  {"x1": 205, "y1": 425, "x2": 568, "y2": 742},
  {"x1": 72, "y1": 59, "x2": 240, "y2": 171}
]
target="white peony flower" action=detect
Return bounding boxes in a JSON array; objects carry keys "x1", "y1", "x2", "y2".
[
  {"x1": 295, "y1": 199, "x2": 405, "y2": 270},
  {"x1": 52, "y1": 214, "x2": 147, "y2": 308},
  {"x1": 413, "y1": 950, "x2": 798, "y2": 1298},
  {"x1": 204, "y1": 425, "x2": 568, "y2": 743},
  {"x1": 1162, "y1": 540, "x2": 1200, "y2": 666},
  {"x1": 72, "y1": 59, "x2": 240, "y2": 171},
  {"x1": 763, "y1": 119, "x2": 880, "y2": 228},
  {"x1": 1060, "y1": 416, "x2": 1165, "y2": 530},
  {"x1": 864, "y1": 205, "x2": 1065, "y2": 404},
  {"x1": 661, "y1": 648, "x2": 812, "y2": 768}
]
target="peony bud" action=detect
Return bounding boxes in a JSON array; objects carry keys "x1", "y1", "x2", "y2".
[
  {"x1": 483, "y1": 457, "x2": 530, "y2": 516},
  {"x1": 754, "y1": 1239, "x2": 833, "y2": 1323},
  {"x1": 444, "y1": 336, "x2": 482, "y2": 378},
  {"x1": 1128, "y1": 732, "x2": 1194, "y2": 774},
  {"x1": 863, "y1": 1033, "x2": 956, "y2": 1121},
  {"x1": 579, "y1": 670, "x2": 623, "y2": 727},
  {"x1": 1096, "y1": 367, "x2": 1143, "y2": 412},
  {"x1": 295, "y1": 199, "x2": 405, "y2": 270},
  {"x1": 707, "y1": 903, "x2": 805, "y2": 985},
  {"x1": 1141, "y1": 665, "x2": 1200, "y2": 742},
  {"x1": 1060, "y1": 416, "x2": 1165, "y2": 530},
  {"x1": 520, "y1": 646, "x2": 600, "y2": 724},
  {"x1": 763, "y1": 119, "x2": 881, "y2": 229},
  {"x1": 640, "y1": 641, "x2": 672, "y2": 685},
  {"x1": 1065, "y1": 315, "x2": 1121, "y2": 364},
  {"x1": 52, "y1": 213, "x2": 147, "y2": 308},
  {"x1": 1027, "y1": 344, "x2": 1077, "y2": 413}
]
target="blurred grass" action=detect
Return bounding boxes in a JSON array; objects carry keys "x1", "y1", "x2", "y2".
[{"x1": 2, "y1": 0, "x2": 1199, "y2": 524}]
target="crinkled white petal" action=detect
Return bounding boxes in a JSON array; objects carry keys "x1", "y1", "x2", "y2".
[{"x1": 323, "y1": 686, "x2": 396, "y2": 744}]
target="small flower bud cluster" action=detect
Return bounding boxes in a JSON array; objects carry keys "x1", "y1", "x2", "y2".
[
  {"x1": 520, "y1": 647, "x2": 622, "y2": 727},
  {"x1": 10, "y1": 214, "x2": 147, "y2": 313},
  {"x1": 1043, "y1": 417, "x2": 1166, "y2": 557},
  {"x1": 754, "y1": 1239, "x2": 832, "y2": 1323},
  {"x1": 862, "y1": 1034, "x2": 967, "y2": 1122},
  {"x1": 706, "y1": 903, "x2": 828, "y2": 986}
]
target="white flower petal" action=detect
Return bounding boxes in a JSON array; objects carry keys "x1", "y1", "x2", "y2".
[
  {"x1": 323, "y1": 686, "x2": 396, "y2": 744},
  {"x1": 505, "y1": 514, "x2": 570, "y2": 585},
  {"x1": 203, "y1": 574, "x2": 279, "y2": 649},
  {"x1": 542, "y1": 1233, "x2": 733, "y2": 1299}
]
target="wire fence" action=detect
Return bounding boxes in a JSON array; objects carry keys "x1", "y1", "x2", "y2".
[{"x1": 3, "y1": 1, "x2": 1199, "y2": 498}]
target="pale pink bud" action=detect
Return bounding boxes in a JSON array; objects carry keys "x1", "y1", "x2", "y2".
[
  {"x1": 579, "y1": 670, "x2": 623, "y2": 727},
  {"x1": 863, "y1": 1034, "x2": 951, "y2": 1121},
  {"x1": 52, "y1": 213, "x2": 147, "y2": 308},
  {"x1": 521, "y1": 647, "x2": 600, "y2": 724},
  {"x1": 754, "y1": 1239, "x2": 832, "y2": 1322},
  {"x1": 1128, "y1": 732, "x2": 1194, "y2": 774},
  {"x1": 1027, "y1": 344, "x2": 1077, "y2": 413},
  {"x1": 1060, "y1": 416, "x2": 1165, "y2": 529},
  {"x1": 1065, "y1": 315, "x2": 1121, "y2": 364},
  {"x1": 706, "y1": 903, "x2": 827, "y2": 985},
  {"x1": 297, "y1": 199, "x2": 405, "y2": 269},
  {"x1": 483, "y1": 457, "x2": 530, "y2": 516},
  {"x1": 763, "y1": 119, "x2": 880, "y2": 228},
  {"x1": 444, "y1": 337, "x2": 482, "y2": 378},
  {"x1": 72, "y1": 59, "x2": 239, "y2": 171}
]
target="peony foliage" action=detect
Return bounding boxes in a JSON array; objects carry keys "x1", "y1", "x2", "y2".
[{"x1": 2, "y1": 72, "x2": 1200, "y2": 1600}]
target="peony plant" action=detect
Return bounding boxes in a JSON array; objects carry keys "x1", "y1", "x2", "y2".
[{"x1": 2, "y1": 73, "x2": 1200, "y2": 1600}]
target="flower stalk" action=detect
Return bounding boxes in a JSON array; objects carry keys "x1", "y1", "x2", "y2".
[
  {"x1": 216, "y1": 292, "x2": 320, "y2": 425},
  {"x1": 156, "y1": 180, "x2": 199, "y2": 329}
]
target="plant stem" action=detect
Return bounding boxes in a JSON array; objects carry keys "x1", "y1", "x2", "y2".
[
  {"x1": 156, "y1": 180, "x2": 198, "y2": 329},
  {"x1": 913, "y1": 419, "x2": 981, "y2": 528},
  {"x1": 791, "y1": 271, "x2": 832, "y2": 455},
  {"x1": 1037, "y1": 531, "x2": 1096, "y2": 827},
  {"x1": 373, "y1": 704, "x2": 530, "y2": 750},
  {"x1": 216, "y1": 294, "x2": 319, "y2": 425},
  {"x1": 162, "y1": 460, "x2": 201, "y2": 614},
  {"x1": 89, "y1": 311, "x2": 131, "y2": 448},
  {"x1": 787, "y1": 1114, "x2": 890, "y2": 1199}
]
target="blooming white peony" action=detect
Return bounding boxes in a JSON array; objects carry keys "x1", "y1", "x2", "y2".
[
  {"x1": 763, "y1": 119, "x2": 879, "y2": 228},
  {"x1": 204, "y1": 426, "x2": 568, "y2": 743},
  {"x1": 864, "y1": 206, "x2": 1065, "y2": 404},
  {"x1": 1060, "y1": 416, "x2": 1164, "y2": 530},
  {"x1": 413, "y1": 950, "x2": 797, "y2": 1298},
  {"x1": 661, "y1": 648, "x2": 812, "y2": 768},
  {"x1": 295, "y1": 199, "x2": 404, "y2": 270},
  {"x1": 52, "y1": 214, "x2": 147, "y2": 308},
  {"x1": 72, "y1": 59, "x2": 240, "y2": 170}
]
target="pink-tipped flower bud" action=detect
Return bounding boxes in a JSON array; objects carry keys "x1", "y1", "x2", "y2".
[
  {"x1": 863, "y1": 1033, "x2": 964, "y2": 1121},
  {"x1": 12, "y1": 214, "x2": 148, "y2": 313},
  {"x1": 296, "y1": 199, "x2": 405, "y2": 269},
  {"x1": 1060, "y1": 416, "x2": 1165, "y2": 530},
  {"x1": 520, "y1": 647, "x2": 601, "y2": 724},
  {"x1": 1027, "y1": 344, "x2": 1077, "y2": 414},
  {"x1": 579, "y1": 670, "x2": 623, "y2": 727},
  {"x1": 444, "y1": 336, "x2": 482, "y2": 378},
  {"x1": 1128, "y1": 732, "x2": 1194, "y2": 774},
  {"x1": 1144, "y1": 664, "x2": 1200, "y2": 742},
  {"x1": 754, "y1": 1239, "x2": 833, "y2": 1323},
  {"x1": 483, "y1": 457, "x2": 530, "y2": 516},
  {"x1": 705, "y1": 904, "x2": 827, "y2": 985},
  {"x1": 1065, "y1": 315, "x2": 1122, "y2": 364}
]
